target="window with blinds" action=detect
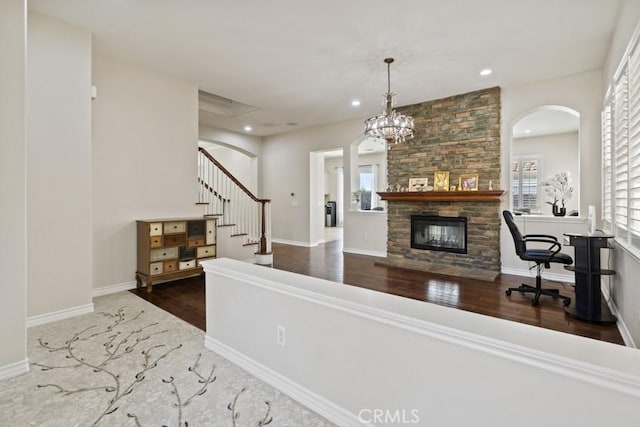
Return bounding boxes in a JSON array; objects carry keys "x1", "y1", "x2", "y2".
[
  {"x1": 629, "y1": 41, "x2": 640, "y2": 247},
  {"x1": 603, "y1": 36, "x2": 640, "y2": 252},
  {"x1": 602, "y1": 104, "x2": 613, "y2": 229},
  {"x1": 613, "y1": 67, "x2": 629, "y2": 240},
  {"x1": 512, "y1": 157, "x2": 541, "y2": 213}
]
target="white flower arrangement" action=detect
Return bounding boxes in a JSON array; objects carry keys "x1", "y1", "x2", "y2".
[{"x1": 543, "y1": 171, "x2": 574, "y2": 208}]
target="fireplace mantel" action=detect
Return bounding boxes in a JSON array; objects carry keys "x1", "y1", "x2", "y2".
[{"x1": 377, "y1": 190, "x2": 505, "y2": 202}]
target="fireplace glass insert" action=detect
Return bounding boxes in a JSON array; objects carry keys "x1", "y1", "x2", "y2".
[{"x1": 410, "y1": 215, "x2": 467, "y2": 254}]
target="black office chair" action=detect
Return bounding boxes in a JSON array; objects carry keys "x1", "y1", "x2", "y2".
[{"x1": 503, "y1": 210, "x2": 572, "y2": 306}]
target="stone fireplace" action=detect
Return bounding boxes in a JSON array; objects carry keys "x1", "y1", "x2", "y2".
[{"x1": 379, "y1": 87, "x2": 502, "y2": 281}]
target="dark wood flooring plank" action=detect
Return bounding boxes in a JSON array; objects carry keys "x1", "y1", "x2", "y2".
[{"x1": 131, "y1": 240, "x2": 624, "y2": 346}]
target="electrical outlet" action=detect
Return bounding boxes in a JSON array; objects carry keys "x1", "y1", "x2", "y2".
[
  {"x1": 363, "y1": 232, "x2": 368, "y2": 241},
  {"x1": 277, "y1": 325, "x2": 286, "y2": 346},
  {"x1": 637, "y1": 310, "x2": 640, "y2": 321}
]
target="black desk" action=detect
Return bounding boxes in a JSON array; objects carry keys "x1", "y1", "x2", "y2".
[{"x1": 563, "y1": 233, "x2": 615, "y2": 323}]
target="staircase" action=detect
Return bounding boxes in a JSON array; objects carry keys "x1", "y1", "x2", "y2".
[{"x1": 197, "y1": 147, "x2": 272, "y2": 264}]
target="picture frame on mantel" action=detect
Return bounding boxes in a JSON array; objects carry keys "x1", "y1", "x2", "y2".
[
  {"x1": 408, "y1": 177, "x2": 428, "y2": 192},
  {"x1": 459, "y1": 174, "x2": 479, "y2": 191},
  {"x1": 433, "y1": 171, "x2": 450, "y2": 191}
]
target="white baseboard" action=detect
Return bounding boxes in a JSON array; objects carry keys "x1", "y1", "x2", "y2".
[
  {"x1": 342, "y1": 247, "x2": 386, "y2": 258},
  {"x1": 601, "y1": 286, "x2": 637, "y2": 348},
  {"x1": 92, "y1": 280, "x2": 137, "y2": 297},
  {"x1": 271, "y1": 238, "x2": 315, "y2": 247},
  {"x1": 0, "y1": 358, "x2": 29, "y2": 381},
  {"x1": 501, "y1": 267, "x2": 575, "y2": 284},
  {"x1": 204, "y1": 336, "x2": 363, "y2": 427},
  {"x1": 26, "y1": 303, "x2": 94, "y2": 328}
]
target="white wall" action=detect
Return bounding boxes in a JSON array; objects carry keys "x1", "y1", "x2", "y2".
[
  {"x1": 603, "y1": 0, "x2": 640, "y2": 90},
  {"x1": 199, "y1": 140, "x2": 258, "y2": 194},
  {"x1": 92, "y1": 55, "x2": 200, "y2": 291},
  {"x1": 0, "y1": 0, "x2": 28, "y2": 377},
  {"x1": 26, "y1": 13, "x2": 93, "y2": 317},
  {"x1": 513, "y1": 131, "x2": 579, "y2": 213},
  {"x1": 204, "y1": 259, "x2": 640, "y2": 427},
  {"x1": 602, "y1": 3, "x2": 640, "y2": 347},
  {"x1": 323, "y1": 156, "x2": 343, "y2": 204},
  {"x1": 262, "y1": 118, "x2": 364, "y2": 245},
  {"x1": 501, "y1": 70, "x2": 603, "y2": 278},
  {"x1": 198, "y1": 125, "x2": 263, "y2": 194},
  {"x1": 261, "y1": 120, "x2": 389, "y2": 254}
]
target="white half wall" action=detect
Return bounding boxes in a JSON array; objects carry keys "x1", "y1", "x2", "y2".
[
  {"x1": 26, "y1": 12, "x2": 93, "y2": 318},
  {"x1": 501, "y1": 215, "x2": 586, "y2": 281},
  {"x1": 204, "y1": 259, "x2": 640, "y2": 427},
  {"x1": 343, "y1": 211, "x2": 387, "y2": 257},
  {"x1": 92, "y1": 55, "x2": 200, "y2": 291},
  {"x1": 0, "y1": 0, "x2": 28, "y2": 374}
]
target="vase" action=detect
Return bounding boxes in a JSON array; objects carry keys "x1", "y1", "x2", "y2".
[{"x1": 552, "y1": 204, "x2": 566, "y2": 217}]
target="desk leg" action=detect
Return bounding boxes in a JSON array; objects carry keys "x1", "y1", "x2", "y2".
[
  {"x1": 565, "y1": 272, "x2": 615, "y2": 323},
  {"x1": 564, "y1": 305, "x2": 616, "y2": 323}
]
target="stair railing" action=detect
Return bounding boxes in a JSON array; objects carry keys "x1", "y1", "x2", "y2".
[{"x1": 197, "y1": 147, "x2": 271, "y2": 254}]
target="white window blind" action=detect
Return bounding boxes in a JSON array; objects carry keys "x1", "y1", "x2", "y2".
[
  {"x1": 602, "y1": 32, "x2": 640, "y2": 253},
  {"x1": 613, "y1": 67, "x2": 629, "y2": 240},
  {"x1": 511, "y1": 157, "x2": 540, "y2": 213},
  {"x1": 602, "y1": 103, "x2": 613, "y2": 229},
  {"x1": 628, "y1": 42, "x2": 640, "y2": 244}
]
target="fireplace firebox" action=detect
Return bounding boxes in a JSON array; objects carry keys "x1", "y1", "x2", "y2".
[{"x1": 410, "y1": 215, "x2": 467, "y2": 254}]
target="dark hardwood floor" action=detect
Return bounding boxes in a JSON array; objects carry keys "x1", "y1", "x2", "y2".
[{"x1": 131, "y1": 239, "x2": 624, "y2": 345}]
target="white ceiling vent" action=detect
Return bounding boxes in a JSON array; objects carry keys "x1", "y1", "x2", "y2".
[{"x1": 198, "y1": 90, "x2": 257, "y2": 117}]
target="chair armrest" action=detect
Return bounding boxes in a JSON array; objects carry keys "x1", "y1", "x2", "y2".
[
  {"x1": 522, "y1": 237, "x2": 562, "y2": 257},
  {"x1": 523, "y1": 233, "x2": 558, "y2": 242}
]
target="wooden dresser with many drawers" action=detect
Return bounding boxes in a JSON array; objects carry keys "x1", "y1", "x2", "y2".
[{"x1": 136, "y1": 217, "x2": 216, "y2": 292}]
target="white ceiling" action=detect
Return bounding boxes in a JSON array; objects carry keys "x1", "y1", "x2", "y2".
[{"x1": 29, "y1": 0, "x2": 622, "y2": 137}]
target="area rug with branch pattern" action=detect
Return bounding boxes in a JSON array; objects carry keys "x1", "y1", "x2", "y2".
[{"x1": 0, "y1": 291, "x2": 333, "y2": 427}]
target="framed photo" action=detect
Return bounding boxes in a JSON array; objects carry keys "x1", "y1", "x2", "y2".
[
  {"x1": 433, "y1": 171, "x2": 450, "y2": 191},
  {"x1": 408, "y1": 177, "x2": 428, "y2": 192},
  {"x1": 459, "y1": 174, "x2": 479, "y2": 191}
]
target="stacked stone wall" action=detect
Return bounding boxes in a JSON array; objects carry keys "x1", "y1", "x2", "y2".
[{"x1": 386, "y1": 87, "x2": 501, "y2": 274}]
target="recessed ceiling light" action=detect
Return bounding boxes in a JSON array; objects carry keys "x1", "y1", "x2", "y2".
[
  {"x1": 524, "y1": 129, "x2": 532, "y2": 133},
  {"x1": 244, "y1": 126, "x2": 252, "y2": 132},
  {"x1": 351, "y1": 100, "x2": 361, "y2": 107},
  {"x1": 480, "y1": 68, "x2": 493, "y2": 76}
]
